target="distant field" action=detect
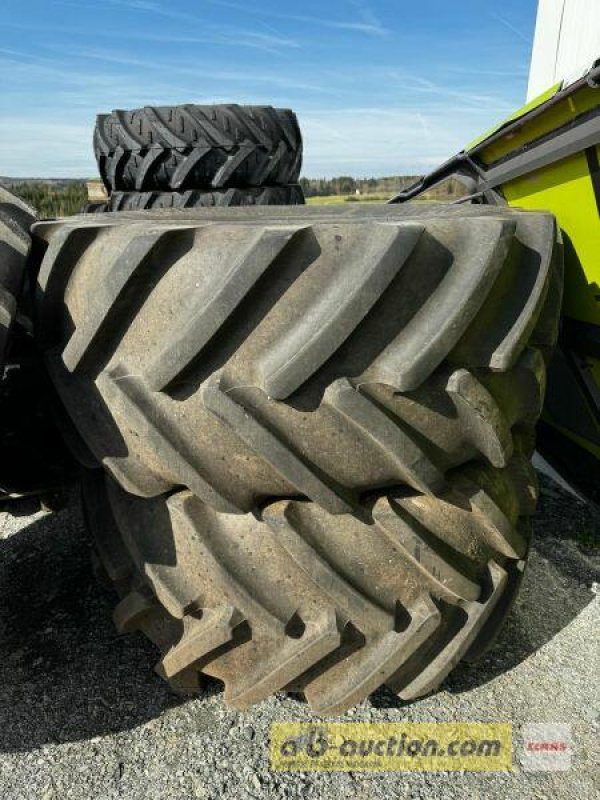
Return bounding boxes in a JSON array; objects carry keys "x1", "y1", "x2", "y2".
[
  {"x1": 306, "y1": 193, "x2": 390, "y2": 205},
  {"x1": 3, "y1": 180, "x2": 88, "y2": 217}
]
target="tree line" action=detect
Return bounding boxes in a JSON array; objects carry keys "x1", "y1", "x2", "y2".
[
  {"x1": 2, "y1": 181, "x2": 88, "y2": 218},
  {"x1": 3, "y1": 173, "x2": 463, "y2": 217},
  {"x1": 299, "y1": 176, "x2": 420, "y2": 197}
]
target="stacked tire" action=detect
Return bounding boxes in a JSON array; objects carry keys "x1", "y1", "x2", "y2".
[
  {"x1": 93, "y1": 104, "x2": 305, "y2": 210},
  {"x1": 0, "y1": 187, "x2": 73, "y2": 506},
  {"x1": 0, "y1": 187, "x2": 36, "y2": 363},
  {"x1": 32, "y1": 202, "x2": 563, "y2": 712}
]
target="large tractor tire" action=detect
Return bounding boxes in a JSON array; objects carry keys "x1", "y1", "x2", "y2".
[
  {"x1": 33, "y1": 204, "x2": 562, "y2": 713},
  {"x1": 81, "y1": 202, "x2": 109, "y2": 214},
  {"x1": 0, "y1": 187, "x2": 35, "y2": 366},
  {"x1": 95, "y1": 104, "x2": 302, "y2": 193}
]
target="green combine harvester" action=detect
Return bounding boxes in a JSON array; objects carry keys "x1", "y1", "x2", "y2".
[{"x1": 0, "y1": 0, "x2": 596, "y2": 714}]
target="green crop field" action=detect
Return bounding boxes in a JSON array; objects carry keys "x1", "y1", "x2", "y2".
[
  {"x1": 1, "y1": 180, "x2": 88, "y2": 217},
  {"x1": 307, "y1": 193, "x2": 390, "y2": 205}
]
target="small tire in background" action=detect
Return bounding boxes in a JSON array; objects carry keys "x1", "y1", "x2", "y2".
[
  {"x1": 81, "y1": 202, "x2": 110, "y2": 214},
  {"x1": 109, "y1": 185, "x2": 305, "y2": 211},
  {"x1": 95, "y1": 104, "x2": 302, "y2": 192}
]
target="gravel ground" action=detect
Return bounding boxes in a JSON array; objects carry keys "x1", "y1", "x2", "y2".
[{"x1": 0, "y1": 472, "x2": 597, "y2": 800}]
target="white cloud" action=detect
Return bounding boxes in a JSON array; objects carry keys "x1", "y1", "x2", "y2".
[
  {"x1": 202, "y1": 0, "x2": 389, "y2": 37},
  {"x1": 299, "y1": 106, "x2": 508, "y2": 176},
  {"x1": 0, "y1": 119, "x2": 95, "y2": 177},
  {"x1": 0, "y1": 3, "x2": 527, "y2": 178}
]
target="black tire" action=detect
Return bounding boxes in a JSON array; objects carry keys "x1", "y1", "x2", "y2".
[
  {"x1": 95, "y1": 104, "x2": 302, "y2": 192},
  {"x1": 0, "y1": 187, "x2": 35, "y2": 366},
  {"x1": 0, "y1": 188, "x2": 74, "y2": 506},
  {"x1": 34, "y1": 204, "x2": 562, "y2": 712},
  {"x1": 109, "y1": 185, "x2": 305, "y2": 211},
  {"x1": 81, "y1": 202, "x2": 109, "y2": 214}
]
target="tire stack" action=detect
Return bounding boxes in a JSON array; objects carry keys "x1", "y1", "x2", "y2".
[
  {"x1": 0, "y1": 187, "x2": 73, "y2": 508},
  {"x1": 0, "y1": 106, "x2": 566, "y2": 715},
  {"x1": 31, "y1": 202, "x2": 563, "y2": 712},
  {"x1": 93, "y1": 104, "x2": 305, "y2": 211}
]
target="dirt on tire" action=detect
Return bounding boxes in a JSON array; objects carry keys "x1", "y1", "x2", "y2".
[{"x1": 32, "y1": 203, "x2": 562, "y2": 713}]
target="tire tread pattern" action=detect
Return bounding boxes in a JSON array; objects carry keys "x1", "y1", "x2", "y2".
[
  {"x1": 94, "y1": 104, "x2": 302, "y2": 191},
  {"x1": 37, "y1": 204, "x2": 561, "y2": 712}
]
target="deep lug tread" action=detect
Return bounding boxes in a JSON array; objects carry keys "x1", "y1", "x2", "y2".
[
  {"x1": 170, "y1": 146, "x2": 212, "y2": 189},
  {"x1": 107, "y1": 185, "x2": 305, "y2": 211},
  {"x1": 373, "y1": 497, "x2": 481, "y2": 603},
  {"x1": 143, "y1": 225, "x2": 304, "y2": 392},
  {"x1": 202, "y1": 375, "x2": 356, "y2": 515},
  {"x1": 62, "y1": 227, "x2": 195, "y2": 374},
  {"x1": 38, "y1": 203, "x2": 560, "y2": 713},
  {"x1": 113, "y1": 588, "x2": 157, "y2": 634},
  {"x1": 0, "y1": 188, "x2": 35, "y2": 375},
  {"x1": 226, "y1": 608, "x2": 342, "y2": 710},
  {"x1": 95, "y1": 104, "x2": 302, "y2": 192},
  {"x1": 446, "y1": 369, "x2": 514, "y2": 468},
  {"x1": 252, "y1": 222, "x2": 424, "y2": 400},
  {"x1": 394, "y1": 561, "x2": 508, "y2": 700},
  {"x1": 365, "y1": 218, "x2": 516, "y2": 390},
  {"x1": 84, "y1": 461, "x2": 533, "y2": 714},
  {"x1": 324, "y1": 379, "x2": 446, "y2": 495},
  {"x1": 304, "y1": 595, "x2": 440, "y2": 716},
  {"x1": 34, "y1": 207, "x2": 557, "y2": 517},
  {"x1": 159, "y1": 607, "x2": 239, "y2": 679},
  {"x1": 101, "y1": 369, "x2": 244, "y2": 513}
]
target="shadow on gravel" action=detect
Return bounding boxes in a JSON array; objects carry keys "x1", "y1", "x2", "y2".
[
  {"x1": 371, "y1": 474, "x2": 600, "y2": 709},
  {"x1": 0, "y1": 476, "x2": 598, "y2": 742},
  {"x1": 0, "y1": 494, "x2": 198, "y2": 753}
]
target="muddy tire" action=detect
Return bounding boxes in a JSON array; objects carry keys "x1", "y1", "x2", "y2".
[
  {"x1": 95, "y1": 104, "x2": 302, "y2": 192},
  {"x1": 33, "y1": 204, "x2": 562, "y2": 712},
  {"x1": 109, "y1": 186, "x2": 305, "y2": 211},
  {"x1": 0, "y1": 187, "x2": 35, "y2": 366}
]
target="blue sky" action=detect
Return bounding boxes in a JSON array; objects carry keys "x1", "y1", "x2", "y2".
[{"x1": 0, "y1": 0, "x2": 538, "y2": 178}]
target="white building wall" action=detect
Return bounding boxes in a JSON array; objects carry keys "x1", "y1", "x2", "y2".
[{"x1": 527, "y1": 0, "x2": 600, "y2": 100}]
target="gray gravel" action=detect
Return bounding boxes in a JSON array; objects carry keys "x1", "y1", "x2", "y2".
[{"x1": 0, "y1": 473, "x2": 598, "y2": 800}]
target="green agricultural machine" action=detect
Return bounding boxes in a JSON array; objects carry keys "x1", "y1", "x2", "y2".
[
  {"x1": 0, "y1": 3, "x2": 597, "y2": 714},
  {"x1": 392, "y1": 65, "x2": 600, "y2": 504}
]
